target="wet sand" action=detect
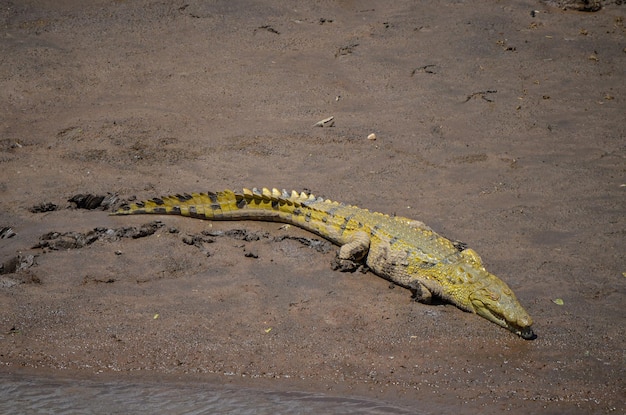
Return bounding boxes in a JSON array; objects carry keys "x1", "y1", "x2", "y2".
[{"x1": 1, "y1": 1, "x2": 624, "y2": 413}]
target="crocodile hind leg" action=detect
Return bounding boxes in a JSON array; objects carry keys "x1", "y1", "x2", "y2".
[{"x1": 331, "y1": 231, "x2": 370, "y2": 272}]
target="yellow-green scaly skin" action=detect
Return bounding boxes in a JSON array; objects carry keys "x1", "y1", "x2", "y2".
[{"x1": 113, "y1": 188, "x2": 535, "y2": 339}]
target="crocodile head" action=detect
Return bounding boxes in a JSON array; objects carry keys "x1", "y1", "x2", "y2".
[
  {"x1": 469, "y1": 282, "x2": 536, "y2": 340},
  {"x1": 450, "y1": 250, "x2": 536, "y2": 339}
]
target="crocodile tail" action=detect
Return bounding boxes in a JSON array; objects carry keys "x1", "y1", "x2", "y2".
[{"x1": 111, "y1": 188, "x2": 331, "y2": 223}]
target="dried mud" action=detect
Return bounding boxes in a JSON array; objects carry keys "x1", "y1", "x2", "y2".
[{"x1": 1, "y1": 1, "x2": 625, "y2": 413}]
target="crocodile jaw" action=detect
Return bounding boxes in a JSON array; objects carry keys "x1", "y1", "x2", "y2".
[{"x1": 470, "y1": 293, "x2": 536, "y2": 340}]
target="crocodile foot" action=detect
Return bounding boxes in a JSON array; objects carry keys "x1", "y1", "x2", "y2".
[{"x1": 331, "y1": 257, "x2": 362, "y2": 272}]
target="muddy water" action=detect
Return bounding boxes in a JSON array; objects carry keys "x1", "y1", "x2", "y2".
[{"x1": 0, "y1": 374, "x2": 419, "y2": 415}]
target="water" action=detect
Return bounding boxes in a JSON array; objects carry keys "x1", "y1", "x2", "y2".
[{"x1": 0, "y1": 374, "x2": 421, "y2": 415}]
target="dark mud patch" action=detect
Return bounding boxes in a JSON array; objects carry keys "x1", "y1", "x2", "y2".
[
  {"x1": 29, "y1": 193, "x2": 122, "y2": 215},
  {"x1": 33, "y1": 221, "x2": 165, "y2": 251},
  {"x1": 0, "y1": 254, "x2": 36, "y2": 275},
  {"x1": 0, "y1": 254, "x2": 39, "y2": 288},
  {"x1": 0, "y1": 227, "x2": 17, "y2": 239},
  {"x1": 542, "y1": 0, "x2": 604, "y2": 12},
  {"x1": 175, "y1": 227, "x2": 333, "y2": 259},
  {"x1": 29, "y1": 202, "x2": 58, "y2": 213},
  {"x1": 68, "y1": 194, "x2": 111, "y2": 210},
  {"x1": 29, "y1": 219, "x2": 334, "y2": 262}
]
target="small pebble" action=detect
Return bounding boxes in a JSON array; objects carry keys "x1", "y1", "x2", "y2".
[{"x1": 367, "y1": 133, "x2": 376, "y2": 140}]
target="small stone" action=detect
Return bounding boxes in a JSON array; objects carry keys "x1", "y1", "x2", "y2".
[{"x1": 367, "y1": 133, "x2": 376, "y2": 140}]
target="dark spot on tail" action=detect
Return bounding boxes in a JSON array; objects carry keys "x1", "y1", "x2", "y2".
[
  {"x1": 271, "y1": 200, "x2": 279, "y2": 210},
  {"x1": 188, "y1": 205, "x2": 204, "y2": 218},
  {"x1": 208, "y1": 192, "x2": 218, "y2": 203},
  {"x1": 152, "y1": 207, "x2": 167, "y2": 214},
  {"x1": 152, "y1": 197, "x2": 165, "y2": 205},
  {"x1": 135, "y1": 201, "x2": 145, "y2": 208},
  {"x1": 176, "y1": 194, "x2": 192, "y2": 202},
  {"x1": 236, "y1": 196, "x2": 247, "y2": 209}
]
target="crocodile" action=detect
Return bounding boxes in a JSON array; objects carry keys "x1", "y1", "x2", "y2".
[{"x1": 112, "y1": 188, "x2": 536, "y2": 340}]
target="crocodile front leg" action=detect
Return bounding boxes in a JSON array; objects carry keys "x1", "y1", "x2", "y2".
[
  {"x1": 408, "y1": 279, "x2": 434, "y2": 304},
  {"x1": 332, "y1": 231, "x2": 370, "y2": 272}
]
